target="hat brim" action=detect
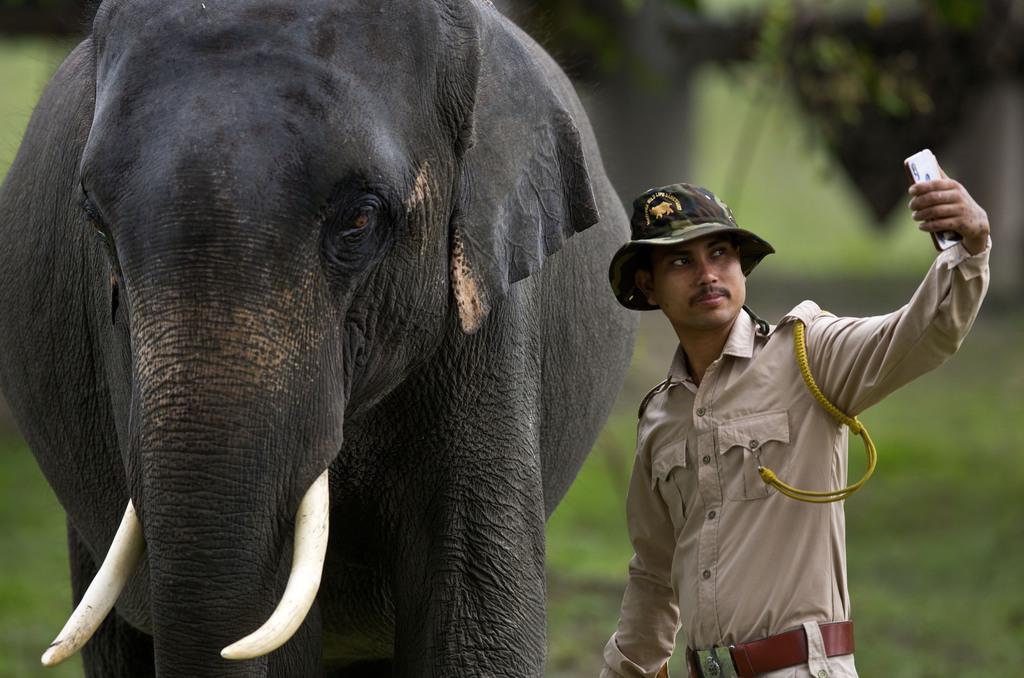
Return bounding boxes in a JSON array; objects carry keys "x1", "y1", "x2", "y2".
[{"x1": 608, "y1": 223, "x2": 775, "y2": 311}]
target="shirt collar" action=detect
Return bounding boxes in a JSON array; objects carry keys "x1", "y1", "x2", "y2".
[{"x1": 666, "y1": 309, "x2": 757, "y2": 382}]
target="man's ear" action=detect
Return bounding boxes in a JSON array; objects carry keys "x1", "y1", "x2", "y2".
[{"x1": 635, "y1": 268, "x2": 656, "y2": 307}]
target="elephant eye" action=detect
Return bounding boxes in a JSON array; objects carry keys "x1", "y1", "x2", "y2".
[
  {"x1": 340, "y1": 196, "x2": 383, "y2": 233},
  {"x1": 80, "y1": 197, "x2": 110, "y2": 241}
]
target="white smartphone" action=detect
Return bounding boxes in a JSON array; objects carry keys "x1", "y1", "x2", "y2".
[{"x1": 904, "y1": 149, "x2": 961, "y2": 251}]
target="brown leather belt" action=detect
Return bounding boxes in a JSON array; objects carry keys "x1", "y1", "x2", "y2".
[{"x1": 686, "y1": 621, "x2": 855, "y2": 677}]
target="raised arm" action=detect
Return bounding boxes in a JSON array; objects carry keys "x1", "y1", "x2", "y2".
[{"x1": 797, "y1": 171, "x2": 990, "y2": 415}]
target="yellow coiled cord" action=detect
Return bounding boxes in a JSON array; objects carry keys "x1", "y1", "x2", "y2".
[{"x1": 757, "y1": 320, "x2": 877, "y2": 503}]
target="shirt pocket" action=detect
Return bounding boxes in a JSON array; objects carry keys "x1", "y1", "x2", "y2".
[
  {"x1": 717, "y1": 410, "x2": 790, "y2": 501},
  {"x1": 650, "y1": 439, "x2": 690, "y2": 525}
]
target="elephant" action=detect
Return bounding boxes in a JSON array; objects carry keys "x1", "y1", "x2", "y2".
[{"x1": 0, "y1": 0, "x2": 636, "y2": 676}]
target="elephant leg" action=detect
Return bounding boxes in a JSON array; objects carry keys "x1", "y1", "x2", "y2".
[
  {"x1": 390, "y1": 440, "x2": 548, "y2": 677},
  {"x1": 67, "y1": 520, "x2": 155, "y2": 678},
  {"x1": 326, "y1": 659, "x2": 393, "y2": 678}
]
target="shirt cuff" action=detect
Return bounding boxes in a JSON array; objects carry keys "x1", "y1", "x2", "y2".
[
  {"x1": 603, "y1": 635, "x2": 661, "y2": 678},
  {"x1": 938, "y1": 236, "x2": 991, "y2": 280}
]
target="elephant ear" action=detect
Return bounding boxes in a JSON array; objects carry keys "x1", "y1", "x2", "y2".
[
  {"x1": 445, "y1": 3, "x2": 601, "y2": 334},
  {"x1": 1, "y1": 38, "x2": 95, "y2": 241}
]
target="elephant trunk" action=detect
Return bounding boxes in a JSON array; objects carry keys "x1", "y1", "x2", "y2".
[
  {"x1": 124, "y1": 287, "x2": 342, "y2": 675},
  {"x1": 141, "y1": 472, "x2": 322, "y2": 675}
]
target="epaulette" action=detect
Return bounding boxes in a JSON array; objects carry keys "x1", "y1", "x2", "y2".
[{"x1": 637, "y1": 379, "x2": 672, "y2": 419}]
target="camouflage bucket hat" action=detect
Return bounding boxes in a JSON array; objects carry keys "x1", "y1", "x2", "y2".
[{"x1": 608, "y1": 183, "x2": 775, "y2": 311}]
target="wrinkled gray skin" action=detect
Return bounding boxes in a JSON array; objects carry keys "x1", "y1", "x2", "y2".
[{"x1": 0, "y1": 1, "x2": 635, "y2": 676}]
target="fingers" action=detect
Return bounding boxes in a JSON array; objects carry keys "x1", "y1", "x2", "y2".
[
  {"x1": 905, "y1": 168, "x2": 990, "y2": 249},
  {"x1": 911, "y1": 203, "x2": 961, "y2": 222},
  {"x1": 918, "y1": 210, "x2": 988, "y2": 246},
  {"x1": 909, "y1": 187, "x2": 961, "y2": 211},
  {"x1": 908, "y1": 178, "x2": 958, "y2": 194},
  {"x1": 909, "y1": 178, "x2": 954, "y2": 201}
]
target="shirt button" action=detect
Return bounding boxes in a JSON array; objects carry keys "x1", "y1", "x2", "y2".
[
  {"x1": 702, "y1": 569, "x2": 711, "y2": 579},
  {"x1": 749, "y1": 439, "x2": 759, "y2": 450},
  {"x1": 707, "y1": 510, "x2": 716, "y2": 519},
  {"x1": 696, "y1": 407, "x2": 706, "y2": 417},
  {"x1": 702, "y1": 455, "x2": 711, "y2": 465},
  {"x1": 817, "y1": 671, "x2": 829, "y2": 678}
]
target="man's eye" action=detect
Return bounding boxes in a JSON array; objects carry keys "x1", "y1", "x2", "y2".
[
  {"x1": 671, "y1": 257, "x2": 689, "y2": 266},
  {"x1": 711, "y1": 247, "x2": 725, "y2": 257}
]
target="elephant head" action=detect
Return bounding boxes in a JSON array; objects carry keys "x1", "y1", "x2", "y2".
[{"x1": 0, "y1": 0, "x2": 612, "y2": 674}]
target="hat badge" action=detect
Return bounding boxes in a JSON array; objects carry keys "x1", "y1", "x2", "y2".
[
  {"x1": 643, "y1": 192, "x2": 682, "y2": 226},
  {"x1": 650, "y1": 202, "x2": 674, "y2": 219}
]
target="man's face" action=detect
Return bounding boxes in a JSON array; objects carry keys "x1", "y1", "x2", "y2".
[{"x1": 635, "y1": 235, "x2": 746, "y2": 335}]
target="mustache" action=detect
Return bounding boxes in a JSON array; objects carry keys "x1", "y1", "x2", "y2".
[{"x1": 690, "y1": 285, "x2": 731, "y2": 306}]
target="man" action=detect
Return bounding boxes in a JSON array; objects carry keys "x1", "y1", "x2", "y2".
[{"x1": 601, "y1": 176, "x2": 990, "y2": 677}]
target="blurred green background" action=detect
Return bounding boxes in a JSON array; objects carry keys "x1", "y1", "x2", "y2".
[{"x1": 1, "y1": 4, "x2": 1022, "y2": 675}]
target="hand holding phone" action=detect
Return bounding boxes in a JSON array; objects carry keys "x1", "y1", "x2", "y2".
[{"x1": 904, "y1": 149, "x2": 962, "y2": 251}]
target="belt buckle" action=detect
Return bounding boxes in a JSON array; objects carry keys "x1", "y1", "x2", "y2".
[{"x1": 694, "y1": 646, "x2": 739, "y2": 678}]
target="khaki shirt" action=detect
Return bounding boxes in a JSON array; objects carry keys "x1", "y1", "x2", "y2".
[{"x1": 602, "y1": 242, "x2": 990, "y2": 677}]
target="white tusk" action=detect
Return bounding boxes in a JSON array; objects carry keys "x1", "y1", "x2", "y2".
[
  {"x1": 221, "y1": 469, "x2": 330, "y2": 660},
  {"x1": 41, "y1": 501, "x2": 145, "y2": 667}
]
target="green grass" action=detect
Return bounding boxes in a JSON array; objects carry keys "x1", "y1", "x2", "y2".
[{"x1": 0, "y1": 436, "x2": 82, "y2": 677}]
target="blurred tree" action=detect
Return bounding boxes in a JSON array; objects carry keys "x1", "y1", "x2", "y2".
[
  {"x1": 494, "y1": 0, "x2": 761, "y2": 203},
  {"x1": 498, "y1": 0, "x2": 1022, "y2": 292},
  {"x1": 783, "y1": 0, "x2": 1022, "y2": 222}
]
